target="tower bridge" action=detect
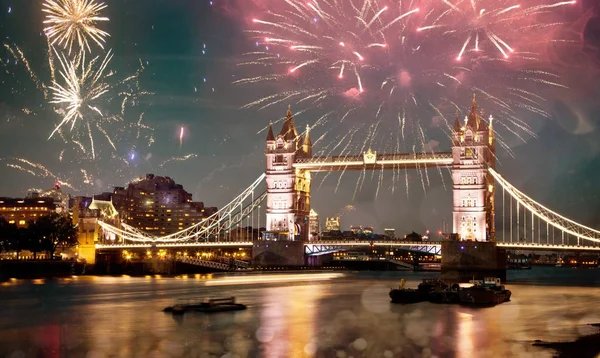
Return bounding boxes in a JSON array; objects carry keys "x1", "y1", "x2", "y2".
[{"x1": 93, "y1": 97, "x2": 600, "y2": 278}]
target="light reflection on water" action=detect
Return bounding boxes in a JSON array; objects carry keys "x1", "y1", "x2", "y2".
[{"x1": 0, "y1": 268, "x2": 599, "y2": 357}]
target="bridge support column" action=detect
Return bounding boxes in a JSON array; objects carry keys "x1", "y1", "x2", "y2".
[
  {"x1": 251, "y1": 240, "x2": 305, "y2": 267},
  {"x1": 440, "y1": 241, "x2": 506, "y2": 283}
]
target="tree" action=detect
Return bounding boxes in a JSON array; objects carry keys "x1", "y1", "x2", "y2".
[
  {"x1": 0, "y1": 217, "x2": 11, "y2": 253},
  {"x1": 0, "y1": 217, "x2": 23, "y2": 257},
  {"x1": 29, "y1": 213, "x2": 78, "y2": 259}
]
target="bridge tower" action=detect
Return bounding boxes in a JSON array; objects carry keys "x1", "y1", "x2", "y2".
[
  {"x1": 264, "y1": 106, "x2": 312, "y2": 241},
  {"x1": 451, "y1": 95, "x2": 496, "y2": 241}
]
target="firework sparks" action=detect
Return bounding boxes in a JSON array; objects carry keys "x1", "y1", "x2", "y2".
[
  {"x1": 5, "y1": 39, "x2": 153, "y2": 161},
  {"x1": 43, "y1": 0, "x2": 110, "y2": 54},
  {"x1": 417, "y1": 0, "x2": 577, "y2": 61},
  {"x1": 47, "y1": 49, "x2": 113, "y2": 159},
  {"x1": 238, "y1": 0, "x2": 572, "y2": 147},
  {"x1": 49, "y1": 49, "x2": 111, "y2": 137}
]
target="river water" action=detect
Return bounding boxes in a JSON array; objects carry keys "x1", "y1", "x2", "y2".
[{"x1": 0, "y1": 267, "x2": 599, "y2": 358}]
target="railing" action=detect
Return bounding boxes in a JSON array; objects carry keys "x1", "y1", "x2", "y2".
[
  {"x1": 176, "y1": 256, "x2": 231, "y2": 271},
  {"x1": 175, "y1": 256, "x2": 249, "y2": 270}
]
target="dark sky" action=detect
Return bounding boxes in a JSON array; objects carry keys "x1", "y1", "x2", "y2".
[{"x1": 0, "y1": 0, "x2": 599, "y2": 234}]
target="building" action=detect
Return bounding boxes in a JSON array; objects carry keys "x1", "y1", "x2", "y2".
[
  {"x1": 363, "y1": 226, "x2": 374, "y2": 235},
  {"x1": 384, "y1": 228, "x2": 396, "y2": 239},
  {"x1": 264, "y1": 106, "x2": 312, "y2": 241},
  {"x1": 404, "y1": 231, "x2": 422, "y2": 241},
  {"x1": 350, "y1": 225, "x2": 361, "y2": 234},
  {"x1": 451, "y1": 95, "x2": 496, "y2": 241},
  {"x1": 92, "y1": 174, "x2": 217, "y2": 235},
  {"x1": 325, "y1": 217, "x2": 340, "y2": 231},
  {"x1": 308, "y1": 209, "x2": 320, "y2": 236},
  {"x1": 27, "y1": 182, "x2": 70, "y2": 214},
  {"x1": 0, "y1": 197, "x2": 58, "y2": 227}
]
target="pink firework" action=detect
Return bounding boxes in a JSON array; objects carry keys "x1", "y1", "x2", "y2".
[
  {"x1": 417, "y1": 0, "x2": 577, "y2": 61},
  {"x1": 236, "y1": 0, "x2": 578, "y2": 153}
]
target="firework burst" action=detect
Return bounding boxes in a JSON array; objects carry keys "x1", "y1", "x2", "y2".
[
  {"x1": 235, "y1": 0, "x2": 578, "y2": 194},
  {"x1": 43, "y1": 0, "x2": 110, "y2": 54},
  {"x1": 238, "y1": 0, "x2": 573, "y2": 152},
  {"x1": 48, "y1": 49, "x2": 112, "y2": 144}
]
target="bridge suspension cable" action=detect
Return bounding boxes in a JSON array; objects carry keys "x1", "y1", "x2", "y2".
[
  {"x1": 98, "y1": 174, "x2": 266, "y2": 243},
  {"x1": 490, "y1": 168, "x2": 600, "y2": 245}
]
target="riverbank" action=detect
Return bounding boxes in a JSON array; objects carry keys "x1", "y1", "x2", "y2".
[
  {"x1": 0, "y1": 260, "x2": 348, "y2": 282},
  {"x1": 534, "y1": 324, "x2": 600, "y2": 358},
  {"x1": 0, "y1": 260, "x2": 86, "y2": 281}
]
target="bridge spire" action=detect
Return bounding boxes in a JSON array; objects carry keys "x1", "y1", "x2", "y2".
[
  {"x1": 303, "y1": 124, "x2": 312, "y2": 156},
  {"x1": 453, "y1": 110, "x2": 461, "y2": 132},
  {"x1": 266, "y1": 121, "x2": 275, "y2": 141},
  {"x1": 280, "y1": 105, "x2": 298, "y2": 141},
  {"x1": 466, "y1": 93, "x2": 480, "y2": 129}
]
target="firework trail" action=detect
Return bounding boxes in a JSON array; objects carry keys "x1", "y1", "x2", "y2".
[
  {"x1": 160, "y1": 154, "x2": 198, "y2": 168},
  {"x1": 43, "y1": 0, "x2": 110, "y2": 54},
  {"x1": 4, "y1": 158, "x2": 76, "y2": 190},
  {"x1": 179, "y1": 126, "x2": 185, "y2": 149}
]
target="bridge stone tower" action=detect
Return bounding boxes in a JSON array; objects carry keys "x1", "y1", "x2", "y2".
[
  {"x1": 451, "y1": 95, "x2": 496, "y2": 241},
  {"x1": 264, "y1": 106, "x2": 312, "y2": 241}
]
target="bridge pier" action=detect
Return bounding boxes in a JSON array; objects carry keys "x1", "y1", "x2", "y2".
[
  {"x1": 440, "y1": 241, "x2": 506, "y2": 283},
  {"x1": 251, "y1": 240, "x2": 305, "y2": 267}
]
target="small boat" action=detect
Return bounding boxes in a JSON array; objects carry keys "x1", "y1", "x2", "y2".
[
  {"x1": 389, "y1": 278, "x2": 448, "y2": 304},
  {"x1": 163, "y1": 297, "x2": 247, "y2": 315},
  {"x1": 459, "y1": 277, "x2": 511, "y2": 306}
]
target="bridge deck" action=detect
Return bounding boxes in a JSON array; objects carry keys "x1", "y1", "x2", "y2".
[
  {"x1": 95, "y1": 240, "x2": 600, "y2": 252},
  {"x1": 293, "y1": 152, "x2": 453, "y2": 171}
]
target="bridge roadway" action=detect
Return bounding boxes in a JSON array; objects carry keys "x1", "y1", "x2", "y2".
[
  {"x1": 292, "y1": 152, "x2": 453, "y2": 172},
  {"x1": 96, "y1": 240, "x2": 600, "y2": 255}
]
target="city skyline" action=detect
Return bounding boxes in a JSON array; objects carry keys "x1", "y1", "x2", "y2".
[{"x1": 1, "y1": 0, "x2": 600, "y2": 234}]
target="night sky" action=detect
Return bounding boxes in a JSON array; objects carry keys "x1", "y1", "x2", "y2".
[{"x1": 0, "y1": 0, "x2": 599, "y2": 234}]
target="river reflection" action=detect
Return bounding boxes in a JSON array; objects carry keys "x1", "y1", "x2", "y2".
[{"x1": 0, "y1": 269, "x2": 599, "y2": 357}]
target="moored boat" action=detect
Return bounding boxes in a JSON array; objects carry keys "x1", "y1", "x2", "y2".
[
  {"x1": 428, "y1": 283, "x2": 461, "y2": 304},
  {"x1": 164, "y1": 297, "x2": 247, "y2": 314},
  {"x1": 390, "y1": 278, "x2": 448, "y2": 304},
  {"x1": 458, "y1": 277, "x2": 511, "y2": 306}
]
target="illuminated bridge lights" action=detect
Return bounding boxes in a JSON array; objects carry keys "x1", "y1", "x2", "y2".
[
  {"x1": 95, "y1": 242, "x2": 254, "y2": 249},
  {"x1": 95, "y1": 240, "x2": 600, "y2": 254},
  {"x1": 293, "y1": 152, "x2": 453, "y2": 171}
]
